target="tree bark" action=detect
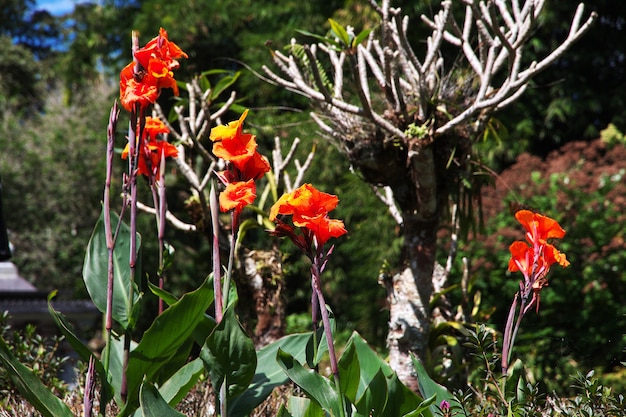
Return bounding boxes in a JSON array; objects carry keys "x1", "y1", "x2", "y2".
[{"x1": 242, "y1": 249, "x2": 285, "y2": 348}]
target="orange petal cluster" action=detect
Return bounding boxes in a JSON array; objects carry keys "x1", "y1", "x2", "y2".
[
  {"x1": 122, "y1": 116, "x2": 178, "y2": 179},
  {"x1": 270, "y1": 184, "x2": 347, "y2": 247},
  {"x1": 508, "y1": 210, "x2": 569, "y2": 275},
  {"x1": 508, "y1": 209, "x2": 569, "y2": 313},
  {"x1": 119, "y1": 28, "x2": 187, "y2": 112},
  {"x1": 209, "y1": 110, "x2": 270, "y2": 212}
]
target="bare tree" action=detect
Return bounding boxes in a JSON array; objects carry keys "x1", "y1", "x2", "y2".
[{"x1": 262, "y1": 0, "x2": 596, "y2": 390}]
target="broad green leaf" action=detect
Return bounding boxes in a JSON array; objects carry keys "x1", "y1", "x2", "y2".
[
  {"x1": 229, "y1": 331, "x2": 317, "y2": 416},
  {"x1": 354, "y1": 367, "x2": 388, "y2": 416},
  {"x1": 402, "y1": 394, "x2": 437, "y2": 417},
  {"x1": 139, "y1": 382, "x2": 185, "y2": 417},
  {"x1": 103, "y1": 335, "x2": 135, "y2": 406},
  {"x1": 383, "y1": 373, "x2": 425, "y2": 417},
  {"x1": 287, "y1": 396, "x2": 324, "y2": 417},
  {"x1": 412, "y1": 356, "x2": 453, "y2": 416},
  {"x1": 276, "y1": 348, "x2": 341, "y2": 417},
  {"x1": 148, "y1": 280, "x2": 178, "y2": 306},
  {"x1": 47, "y1": 292, "x2": 113, "y2": 405},
  {"x1": 154, "y1": 336, "x2": 194, "y2": 386},
  {"x1": 277, "y1": 404, "x2": 295, "y2": 417},
  {"x1": 120, "y1": 277, "x2": 214, "y2": 416},
  {"x1": 82, "y1": 209, "x2": 140, "y2": 329},
  {"x1": 201, "y1": 306, "x2": 256, "y2": 400},
  {"x1": 159, "y1": 358, "x2": 205, "y2": 406},
  {"x1": 347, "y1": 332, "x2": 393, "y2": 397},
  {"x1": 337, "y1": 341, "x2": 360, "y2": 402},
  {"x1": 0, "y1": 336, "x2": 74, "y2": 417}
]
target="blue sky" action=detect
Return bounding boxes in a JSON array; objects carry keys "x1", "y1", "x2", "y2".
[{"x1": 36, "y1": 0, "x2": 76, "y2": 15}]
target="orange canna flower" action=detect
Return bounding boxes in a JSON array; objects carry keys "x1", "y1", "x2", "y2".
[
  {"x1": 238, "y1": 151, "x2": 271, "y2": 181},
  {"x1": 219, "y1": 180, "x2": 256, "y2": 213},
  {"x1": 270, "y1": 184, "x2": 346, "y2": 246},
  {"x1": 515, "y1": 209, "x2": 566, "y2": 244},
  {"x1": 134, "y1": 27, "x2": 188, "y2": 72},
  {"x1": 122, "y1": 117, "x2": 177, "y2": 179},
  {"x1": 119, "y1": 28, "x2": 187, "y2": 112},
  {"x1": 270, "y1": 184, "x2": 339, "y2": 221},
  {"x1": 507, "y1": 241, "x2": 533, "y2": 274},
  {"x1": 120, "y1": 63, "x2": 159, "y2": 112},
  {"x1": 144, "y1": 116, "x2": 170, "y2": 138},
  {"x1": 210, "y1": 110, "x2": 259, "y2": 171}
]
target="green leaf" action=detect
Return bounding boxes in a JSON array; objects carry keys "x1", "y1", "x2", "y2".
[
  {"x1": 82, "y1": 209, "x2": 141, "y2": 329},
  {"x1": 402, "y1": 394, "x2": 437, "y2": 417},
  {"x1": 276, "y1": 348, "x2": 341, "y2": 416},
  {"x1": 229, "y1": 331, "x2": 317, "y2": 416},
  {"x1": 287, "y1": 396, "x2": 325, "y2": 417},
  {"x1": 158, "y1": 358, "x2": 205, "y2": 406},
  {"x1": 139, "y1": 382, "x2": 186, "y2": 417},
  {"x1": 328, "y1": 19, "x2": 351, "y2": 47},
  {"x1": 383, "y1": 373, "x2": 425, "y2": 417},
  {"x1": 148, "y1": 280, "x2": 179, "y2": 306},
  {"x1": 0, "y1": 336, "x2": 74, "y2": 417},
  {"x1": 209, "y1": 71, "x2": 241, "y2": 101},
  {"x1": 412, "y1": 356, "x2": 453, "y2": 416},
  {"x1": 337, "y1": 341, "x2": 360, "y2": 402},
  {"x1": 353, "y1": 29, "x2": 372, "y2": 47},
  {"x1": 295, "y1": 29, "x2": 342, "y2": 50},
  {"x1": 120, "y1": 277, "x2": 214, "y2": 416},
  {"x1": 47, "y1": 292, "x2": 113, "y2": 406},
  {"x1": 354, "y1": 367, "x2": 388, "y2": 416},
  {"x1": 200, "y1": 306, "x2": 257, "y2": 400}
]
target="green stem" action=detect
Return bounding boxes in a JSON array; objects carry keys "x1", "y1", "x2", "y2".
[{"x1": 223, "y1": 209, "x2": 239, "y2": 309}]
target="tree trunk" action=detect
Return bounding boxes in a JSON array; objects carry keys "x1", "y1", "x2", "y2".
[
  {"x1": 385, "y1": 142, "x2": 440, "y2": 391},
  {"x1": 386, "y1": 214, "x2": 438, "y2": 391},
  {"x1": 242, "y1": 249, "x2": 286, "y2": 348}
]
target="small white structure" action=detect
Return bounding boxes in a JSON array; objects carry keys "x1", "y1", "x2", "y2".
[{"x1": 0, "y1": 261, "x2": 36, "y2": 291}]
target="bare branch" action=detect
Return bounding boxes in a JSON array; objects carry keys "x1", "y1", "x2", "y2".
[
  {"x1": 136, "y1": 200, "x2": 197, "y2": 232},
  {"x1": 372, "y1": 185, "x2": 403, "y2": 225}
]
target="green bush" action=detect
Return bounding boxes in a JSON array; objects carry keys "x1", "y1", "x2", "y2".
[{"x1": 454, "y1": 169, "x2": 626, "y2": 394}]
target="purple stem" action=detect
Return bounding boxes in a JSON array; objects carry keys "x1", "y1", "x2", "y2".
[{"x1": 210, "y1": 183, "x2": 223, "y2": 322}]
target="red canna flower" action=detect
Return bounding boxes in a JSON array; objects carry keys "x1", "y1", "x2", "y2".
[
  {"x1": 515, "y1": 209, "x2": 566, "y2": 244},
  {"x1": 119, "y1": 28, "x2": 187, "y2": 112},
  {"x1": 219, "y1": 180, "x2": 256, "y2": 213},
  {"x1": 120, "y1": 63, "x2": 159, "y2": 112},
  {"x1": 237, "y1": 151, "x2": 271, "y2": 181},
  {"x1": 502, "y1": 209, "x2": 570, "y2": 374},
  {"x1": 270, "y1": 184, "x2": 347, "y2": 247},
  {"x1": 134, "y1": 27, "x2": 188, "y2": 72},
  {"x1": 509, "y1": 209, "x2": 569, "y2": 313},
  {"x1": 121, "y1": 117, "x2": 178, "y2": 179}
]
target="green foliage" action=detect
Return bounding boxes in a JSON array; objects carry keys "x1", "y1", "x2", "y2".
[
  {"x1": 0, "y1": 312, "x2": 69, "y2": 403},
  {"x1": 0, "y1": 85, "x2": 114, "y2": 297},
  {"x1": 0, "y1": 335, "x2": 73, "y2": 417},
  {"x1": 0, "y1": 36, "x2": 45, "y2": 114},
  {"x1": 456, "y1": 170, "x2": 626, "y2": 394},
  {"x1": 83, "y1": 209, "x2": 141, "y2": 329},
  {"x1": 201, "y1": 306, "x2": 257, "y2": 401},
  {"x1": 600, "y1": 123, "x2": 626, "y2": 148}
]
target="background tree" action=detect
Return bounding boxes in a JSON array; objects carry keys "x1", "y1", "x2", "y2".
[{"x1": 262, "y1": 0, "x2": 595, "y2": 389}]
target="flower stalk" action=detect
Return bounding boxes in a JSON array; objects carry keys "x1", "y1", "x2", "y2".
[
  {"x1": 269, "y1": 183, "x2": 348, "y2": 417},
  {"x1": 501, "y1": 210, "x2": 569, "y2": 374}
]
